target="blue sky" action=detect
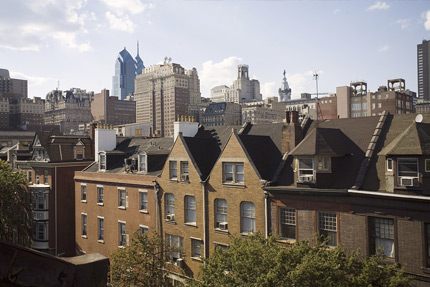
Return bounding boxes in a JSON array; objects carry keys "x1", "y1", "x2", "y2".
[{"x1": 1, "y1": 0, "x2": 429, "y2": 100}]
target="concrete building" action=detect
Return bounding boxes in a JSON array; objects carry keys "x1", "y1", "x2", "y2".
[
  {"x1": 114, "y1": 122, "x2": 151, "y2": 137},
  {"x1": 418, "y1": 40, "x2": 430, "y2": 100},
  {"x1": 0, "y1": 68, "x2": 27, "y2": 98},
  {"x1": 278, "y1": 70, "x2": 292, "y2": 102},
  {"x1": 91, "y1": 89, "x2": 136, "y2": 125},
  {"x1": 242, "y1": 97, "x2": 286, "y2": 124},
  {"x1": 210, "y1": 65, "x2": 262, "y2": 104},
  {"x1": 45, "y1": 88, "x2": 94, "y2": 135},
  {"x1": 317, "y1": 95, "x2": 338, "y2": 119},
  {"x1": 112, "y1": 44, "x2": 144, "y2": 100},
  {"x1": 202, "y1": 102, "x2": 241, "y2": 127},
  {"x1": 134, "y1": 60, "x2": 201, "y2": 137},
  {"x1": 285, "y1": 93, "x2": 318, "y2": 121}
]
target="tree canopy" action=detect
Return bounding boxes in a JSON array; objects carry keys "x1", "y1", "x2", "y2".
[
  {"x1": 0, "y1": 159, "x2": 31, "y2": 246},
  {"x1": 188, "y1": 233, "x2": 412, "y2": 287}
]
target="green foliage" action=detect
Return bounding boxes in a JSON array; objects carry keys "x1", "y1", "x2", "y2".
[
  {"x1": 0, "y1": 159, "x2": 32, "y2": 246},
  {"x1": 110, "y1": 231, "x2": 173, "y2": 287},
  {"x1": 188, "y1": 233, "x2": 412, "y2": 287}
]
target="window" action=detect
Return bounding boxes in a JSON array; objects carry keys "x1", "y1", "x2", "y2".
[
  {"x1": 185, "y1": 196, "x2": 196, "y2": 224},
  {"x1": 240, "y1": 202, "x2": 255, "y2": 234},
  {"x1": 97, "y1": 186, "x2": 104, "y2": 204},
  {"x1": 170, "y1": 161, "x2": 177, "y2": 179},
  {"x1": 118, "y1": 189, "x2": 127, "y2": 208},
  {"x1": 118, "y1": 221, "x2": 127, "y2": 247},
  {"x1": 316, "y1": 156, "x2": 330, "y2": 172},
  {"x1": 426, "y1": 223, "x2": 430, "y2": 267},
  {"x1": 43, "y1": 170, "x2": 48, "y2": 185},
  {"x1": 180, "y1": 161, "x2": 189, "y2": 182},
  {"x1": 135, "y1": 129, "x2": 142, "y2": 136},
  {"x1": 426, "y1": 159, "x2": 430, "y2": 172},
  {"x1": 215, "y1": 199, "x2": 228, "y2": 230},
  {"x1": 81, "y1": 185, "x2": 87, "y2": 202},
  {"x1": 75, "y1": 145, "x2": 84, "y2": 160},
  {"x1": 165, "y1": 234, "x2": 184, "y2": 262},
  {"x1": 139, "y1": 152, "x2": 147, "y2": 172},
  {"x1": 28, "y1": 171, "x2": 32, "y2": 183},
  {"x1": 98, "y1": 217, "x2": 104, "y2": 242},
  {"x1": 33, "y1": 192, "x2": 48, "y2": 210},
  {"x1": 99, "y1": 153, "x2": 106, "y2": 171},
  {"x1": 319, "y1": 212, "x2": 337, "y2": 246},
  {"x1": 370, "y1": 217, "x2": 394, "y2": 258},
  {"x1": 165, "y1": 193, "x2": 175, "y2": 221},
  {"x1": 372, "y1": 103, "x2": 375, "y2": 110},
  {"x1": 191, "y1": 238, "x2": 202, "y2": 258},
  {"x1": 387, "y1": 158, "x2": 393, "y2": 171},
  {"x1": 140, "y1": 225, "x2": 148, "y2": 235},
  {"x1": 81, "y1": 213, "x2": 87, "y2": 237},
  {"x1": 223, "y1": 162, "x2": 244, "y2": 183},
  {"x1": 280, "y1": 207, "x2": 296, "y2": 240},
  {"x1": 139, "y1": 190, "x2": 148, "y2": 211},
  {"x1": 33, "y1": 222, "x2": 48, "y2": 241},
  {"x1": 35, "y1": 170, "x2": 40, "y2": 184},
  {"x1": 397, "y1": 158, "x2": 418, "y2": 186},
  {"x1": 298, "y1": 157, "x2": 314, "y2": 182}
]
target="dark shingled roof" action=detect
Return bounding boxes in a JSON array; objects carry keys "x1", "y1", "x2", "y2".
[
  {"x1": 194, "y1": 125, "x2": 241, "y2": 151},
  {"x1": 238, "y1": 134, "x2": 283, "y2": 181},
  {"x1": 379, "y1": 122, "x2": 430, "y2": 155},
  {"x1": 240, "y1": 123, "x2": 284, "y2": 154}
]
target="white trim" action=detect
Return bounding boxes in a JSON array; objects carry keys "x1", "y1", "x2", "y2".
[
  {"x1": 386, "y1": 158, "x2": 393, "y2": 171},
  {"x1": 190, "y1": 236, "x2": 202, "y2": 241},
  {"x1": 139, "y1": 224, "x2": 149, "y2": 229},
  {"x1": 97, "y1": 215, "x2": 104, "y2": 219},
  {"x1": 348, "y1": 189, "x2": 430, "y2": 201}
]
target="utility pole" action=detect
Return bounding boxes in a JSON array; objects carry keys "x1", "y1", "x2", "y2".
[
  {"x1": 313, "y1": 71, "x2": 319, "y2": 99},
  {"x1": 313, "y1": 71, "x2": 322, "y2": 121}
]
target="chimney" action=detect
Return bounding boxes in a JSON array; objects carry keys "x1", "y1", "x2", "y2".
[
  {"x1": 174, "y1": 116, "x2": 199, "y2": 141},
  {"x1": 285, "y1": 111, "x2": 291, "y2": 124},
  {"x1": 290, "y1": 111, "x2": 299, "y2": 124},
  {"x1": 95, "y1": 125, "x2": 116, "y2": 161}
]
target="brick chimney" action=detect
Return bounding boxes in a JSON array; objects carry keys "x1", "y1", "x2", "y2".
[{"x1": 281, "y1": 110, "x2": 303, "y2": 154}]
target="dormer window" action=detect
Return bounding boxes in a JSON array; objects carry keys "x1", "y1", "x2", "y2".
[
  {"x1": 317, "y1": 156, "x2": 330, "y2": 172},
  {"x1": 298, "y1": 157, "x2": 314, "y2": 183},
  {"x1": 138, "y1": 152, "x2": 147, "y2": 172},
  {"x1": 397, "y1": 158, "x2": 418, "y2": 187},
  {"x1": 74, "y1": 144, "x2": 85, "y2": 160},
  {"x1": 99, "y1": 152, "x2": 106, "y2": 171}
]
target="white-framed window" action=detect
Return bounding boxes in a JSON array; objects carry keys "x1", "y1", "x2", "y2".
[
  {"x1": 32, "y1": 222, "x2": 48, "y2": 241},
  {"x1": 387, "y1": 158, "x2": 393, "y2": 171},
  {"x1": 191, "y1": 238, "x2": 202, "y2": 258},
  {"x1": 118, "y1": 188, "x2": 127, "y2": 208},
  {"x1": 378, "y1": 103, "x2": 382, "y2": 109},
  {"x1": 139, "y1": 190, "x2": 148, "y2": 211},
  {"x1": 170, "y1": 161, "x2": 177, "y2": 179},
  {"x1": 81, "y1": 184, "x2": 87, "y2": 202},
  {"x1": 43, "y1": 170, "x2": 48, "y2": 185},
  {"x1": 316, "y1": 156, "x2": 330, "y2": 172},
  {"x1": 223, "y1": 162, "x2": 244, "y2": 184},
  {"x1": 185, "y1": 195, "x2": 196, "y2": 224},
  {"x1": 33, "y1": 191, "x2": 48, "y2": 210},
  {"x1": 298, "y1": 157, "x2": 314, "y2": 182},
  {"x1": 280, "y1": 207, "x2": 296, "y2": 240},
  {"x1": 165, "y1": 193, "x2": 175, "y2": 221},
  {"x1": 118, "y1": 221, "x2": 127, "y2": 247},
  {"x1": 97, "y1": 186, "x2": 103, "y2": 204},
  {"x1": 180, "y1": 161, "x2": 189, "y2": 182},
  {"x1": 215, "y1": 199, "x2": 228, "y2": 230},
  {"x1": 240, "y1": 201, "x2": 255, "y2": 234},
  {"x1": 370, "y1": 217, "x2": 394, "y2": 258},
  {"x1": 318, "y1": 212, "x2": 337, "y2": 246},
  {"x1": 81, "y1": 213, "x2": 87, "y2": 237},
  {"x1": 74, "y1": 145, "x2": 85, "y2": 160},
  {"x1": 426, "y1": 159, "x2": 430, "y2": 172},
  {"x1": 97, "y1": 217, "x2": 104, "y2": 242},
  {"x1": 214, "y1": 242, "x2": 229, "y2": 251},
  {"x1": 99, "y1": 152, "x2": 106, "y2": 171},
  {"x1": 28, "y1": 171, "x2": 32, "y2": 183},
  {"x1": 139, "y1": 152, "x2": 147, "y2": 172},
  {"x1": 397, "y1": 158, "x2": 418, "y2": 186},
  {"x1": 140, "y1": 225, "x2": 148, "y2": 235},
  {"x1": 35, "y1": 170, "x2": 40, "y2": 184},
  {"x1": 165, "y1": 234, "x2": 184, "y2": 262}
]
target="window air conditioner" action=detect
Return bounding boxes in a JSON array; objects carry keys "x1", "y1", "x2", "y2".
[
  {"x1": 298, "y1": 175, "x2": 314, "y2": 183},
  {"x1": 400, "y1": 177, "x2": 417, "y2": 187},
  {"x1": 166, "y1": 214, "x2": 175, "y2": 222},
  {"x1": 219, "y1": 222, "x2": 228, "y2": 230},
  {"x1": 180, "y1": 174, "x2": 189, "y2": 181}
]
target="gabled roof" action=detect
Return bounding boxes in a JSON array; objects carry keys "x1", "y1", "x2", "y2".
[
  {"x1": 379, "y1": 122, "x2": 430, "y2": 155},
  {"x1": 46, "y1": 136, "x2": 93, "y2": 162},
  {"x1": 239, "y1": 122, "x2": 285, "y2": 154}
]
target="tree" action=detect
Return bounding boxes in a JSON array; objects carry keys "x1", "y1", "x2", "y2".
[
  {"x1": 0, "y1": 159, "x2": 32, "y2": 246},
  {"x1": 110, "y1": 231, "x2": 176, "y2": 287},
  {"x1": 188, "y1": 233, "x2": 412, "y2": 287}
]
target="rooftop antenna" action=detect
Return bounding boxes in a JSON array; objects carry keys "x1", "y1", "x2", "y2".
[
  {"x1": 313, "y1": 71, "x2": 322, "y2": 121},
  {"x1": 56, "y1": 80, "x2": 60, "y2": 91}
]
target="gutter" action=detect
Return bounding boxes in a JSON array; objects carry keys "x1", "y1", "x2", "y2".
[{"x1": 348, "y1": 189, "x2": 430, "y2": 202}]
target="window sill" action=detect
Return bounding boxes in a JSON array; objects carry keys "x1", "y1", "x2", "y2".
[
  {"x1": 118, "y1": 206, "x2": 126, "y2": 210},
  {"x1": 81, "y1": 200, "x2": 87, "y2": 203},
  {"x1": 191, "y1": 257, "x2": 203, "y2": 262},
  {"x1": 81, "y1": 235, "x2": 87, "y2": 239},
  {"x1": 169, "y1": 178, "x2": 178, "y2": 183},
  {"x1": 179, "y1": 180, "x2": 190, "y2": 184},
  {"x1": 214, "y1": 229, "x2": 229, "y2": 234},
  {"x1": 240, "y1": 232, "x2": 254, "y2": 237},
  {"x1": 97, "y1": 203, "x2": 104, "y2": 206},
  {"x1": 222, "y1": 183, "x2": 246, "y2": 188},
  {"x1": 118, "y1": 245, "x2": 125, "y2": 249},
  {"x1": 277, "y1": 238, "x2": 296, "y2": 244},
  {"x1": 165, "y1": 219, "x2": 176, "y2": 225},
  {"x1": 139, "y1": 209, "x2": 149, "y2": 214},
  {"x1": 185, "y1": 223, "x2": 197, "y2": 228},
  {"x1": 97, "y1": 239, "x2": 104, "y2": 244}
]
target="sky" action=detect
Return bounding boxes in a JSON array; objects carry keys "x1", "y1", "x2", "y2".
[{"x1": 1, "y1": 0, "x2": 430, "y2": 100}]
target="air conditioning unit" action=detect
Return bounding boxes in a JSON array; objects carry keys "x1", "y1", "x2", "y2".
[
  {"x1": 176, "y1": 258, "x2": 184, "y2": 268},
  {"x1": 219, "y1": 222, "x2": 228, "y2": 230},
  {"x1": 298, "y1": 175, "x2": 314, "y2": 183},
  {"x1": 166, "y1": 214, "x2": 175, "y2": 222},
  {"x1": 400, "y1": 177, "x2": 417, "y2": 187},
  {"x1": 180, "y1": 174, "x2": 189, "y2": 181}
]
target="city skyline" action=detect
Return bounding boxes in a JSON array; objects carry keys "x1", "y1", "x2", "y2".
[{"x1": 1, "y1": 0, "x2": 429, "y2": 100}]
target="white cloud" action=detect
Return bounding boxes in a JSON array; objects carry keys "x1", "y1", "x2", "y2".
[
  {"x1": 332, "y1": 9, "x2": 341, "y2": 15},
  {"x1": 286, "y1": 71, "x2": 319, "y2": 99},
  {"x1": 199, "y1": 57, "x2": 243, "y2": 98},
  {"x1": 396, "y1": 19, "x2": 410, "y2": 30},
  {"x1": 52, "y1": 31, "x2": 92, "y2": 52},
  {"x1": 105, "y1": 11, "x2": 135, "y2": 32},
  {"x1": 424, "y1": 10, "x2": 430, "y2": 31},
  {"x1": 260, "y1": 82, "x2": 277, "y2": 99},
  {"x1": 100, "y1": 0, "x2": 154, "y2": 15},
  {"x1": 10, "y1": 71, "x2": 57, "y2": 98},
  {"x1": 367, "y1": 1, "x2": 390, "y2": 11},
  {"x1": 379, "y1": 45, "x2": 389, "y2": 53}
]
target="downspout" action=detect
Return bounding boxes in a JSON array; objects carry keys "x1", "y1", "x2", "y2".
[
  {"x1": 153, "y1": 181, "x2": 159, "y2": 234},
  {"x1": 200, "y1": 178, "x2": 209, "y2": 262},
  {"x1": 264, "y1": 191, "x2": 268, "y2": 239}
]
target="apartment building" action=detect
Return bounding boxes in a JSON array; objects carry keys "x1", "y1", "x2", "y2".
[
  {"x1": 91, "y1": 89, "x2": 136, "y2": 125},
  {"x1": 202, "y1": 102, "x2": 241, "y2": 127},
  {"x1": 241, "y1": 97, "x2": 286, "y2": 124}
]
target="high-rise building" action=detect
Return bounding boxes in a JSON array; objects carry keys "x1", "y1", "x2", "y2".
[
  {"x1": 0, "y1": 68, "x2": 27, "y2": 98},
  {"x1": 418, "y1": 40, "x2": 430, "y2": 100},
  {"x1": 278, "y1": 70, "x2": 291, "y2": 102},
  {"x1": 91, "y1": 89, "x2": 136, "y2": 125},
  {"x1": 134, "y1": 60, "x2": 200, "y2": 137},
  {"x1": 112, "y1": 43, "x2": 145, "y2": 100}
]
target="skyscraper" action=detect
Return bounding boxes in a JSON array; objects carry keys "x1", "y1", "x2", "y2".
[
  {"x1": 417, "y1": 40, "x2": 430, "y2": 100},
  {"x1": 112, "y1": 43, "x2": 145, "y2": 100}
]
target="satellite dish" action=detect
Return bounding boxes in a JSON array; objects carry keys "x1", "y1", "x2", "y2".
[{"x1": 415, "y1": 114, "x2": 423, "y2": 123}]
